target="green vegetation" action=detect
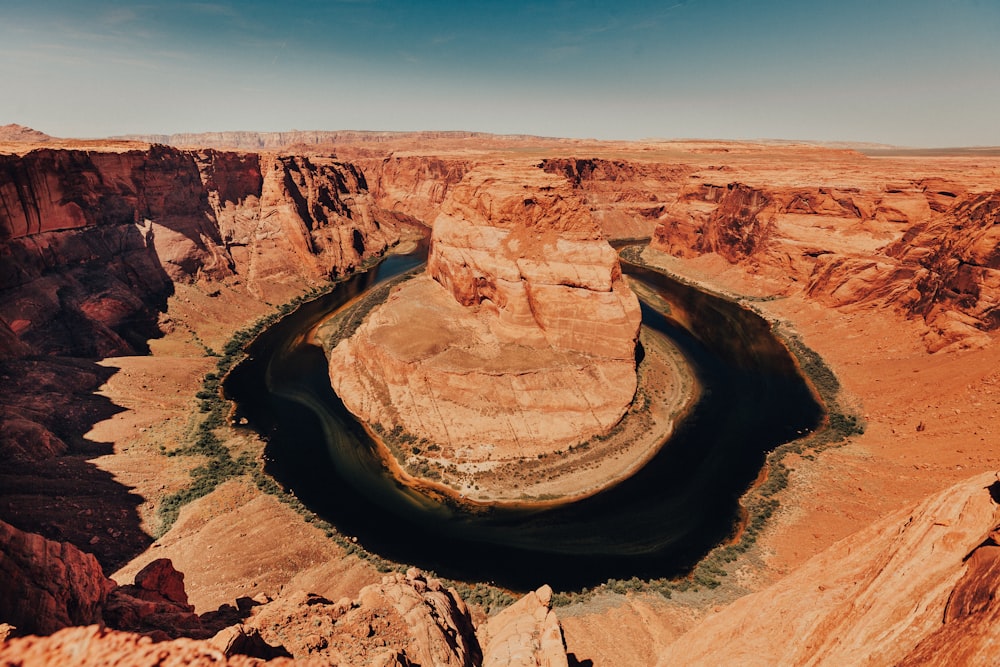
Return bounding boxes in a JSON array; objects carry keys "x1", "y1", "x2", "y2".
[{"x1": 154, "y1": 281, "x2": 343, "y2": 536}]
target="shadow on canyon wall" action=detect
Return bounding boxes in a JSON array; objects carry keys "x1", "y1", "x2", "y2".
[
  {"x1": 0, "y1": 357, "x2": 153, "y2": 570},
  {"x1": 0, "y1": 144, "x2": 399, "y2": 570}
]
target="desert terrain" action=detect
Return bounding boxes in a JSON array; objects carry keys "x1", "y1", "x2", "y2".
[{"x1": 2, "y1": 123, "x2": 1000, "y2": 665}]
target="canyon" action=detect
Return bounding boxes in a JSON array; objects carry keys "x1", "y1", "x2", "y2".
[{"x1": 2, "y1": 123, "x2": 1000, "y2": 664}]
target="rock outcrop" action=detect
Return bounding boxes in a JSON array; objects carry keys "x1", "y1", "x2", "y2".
[
  {"x1": 647, "y1": 174, "x2": 1000, "y2": 351},
  {"x1": 103, "y1": 559, "x2": 208, "y2": 640},
  {"x1": 0, "y1": 146, "x2": 399, "y2": 359},
  {"x1": 541, "y1": 157, "x2": 692, "y2": 240},
  {"x1": 481, "y1": 585, "x2": 568, "y2": 667},
  {"x1": 360, "y1": 155, "x2": 474, "y2": 225},
  {"x1": 246, "y1": 568, "x2": 481, "y2": 666},
  {"x1": 0, "y1": 516, "x2": 570, "y2": 666},
  {"x1": 0, "y1": 519, "x2": 112, "y2": 636},
  {"x1": 0, "y1": 626, "x2": 296, "y2": 667},
  {"x1": 658, "y1": 471, "x2": 1000, "y2": 666},
  {"x1": 328, "y1": 163, "x2": 642, "y2": 461}
]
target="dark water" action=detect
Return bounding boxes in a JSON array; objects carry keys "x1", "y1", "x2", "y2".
[{"x1": 225, "y1": 243, "x2": 823, "y2": 591}]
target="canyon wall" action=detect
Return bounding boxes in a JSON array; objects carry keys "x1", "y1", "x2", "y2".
[
  {"x1": 0, "y1": 144, "x2": 403, "y2": 574},
  {"x1": 0, "y1": 146, "x2": 400, "y2": 358},
  {"x1": 644, "y1": 175, "x2": 1000, "y2": 352},
  {"x1": 358, "y1": 154, "x2": 475, "y2": 225},
  {"x1": 540, "y1": 157, "x2": 693, "y2": 240}
]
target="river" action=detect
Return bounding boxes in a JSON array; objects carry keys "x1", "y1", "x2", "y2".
[{"x1": 224, "y1": 240, "x2": 822, "y2": 591}]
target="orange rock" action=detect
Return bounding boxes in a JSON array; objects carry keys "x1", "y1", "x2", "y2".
[
  {"x1": 0, "y1": 519, "x2": 113, "y2": 636},
  {"x1": 658, "y1": 471, "x2": 1000, "y2": 666},
  {"x1": 329, "y1": 163, "x2": 641, "y2": 459}
]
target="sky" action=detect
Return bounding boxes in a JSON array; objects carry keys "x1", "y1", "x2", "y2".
[{"x1": 1, "y1": 0, "x2": 999, "y2": 146}]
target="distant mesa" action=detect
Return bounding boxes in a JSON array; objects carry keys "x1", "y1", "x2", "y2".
[
  {"x1": 0, "y1": 124, "x2": 53, "y2": 143},
  {"x1": 110, "y1": 129, "x2": 564, "y2": 151}
]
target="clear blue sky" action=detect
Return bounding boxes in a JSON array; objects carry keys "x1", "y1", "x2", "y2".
[{"x1": 2, "y1": 0, "x2": 998, "y2": 146}]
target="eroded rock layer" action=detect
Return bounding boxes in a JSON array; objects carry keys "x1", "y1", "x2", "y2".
[
  {"x1": 328, "y1": 163, "x2": 641, "y2": 460},
  {"x1": 658, "y1": 471, "x2": 1000, "y2": 666},
  {"x1": 0, "y1": 515, "x2": 570, "y2": 665},
  {"x1": 0, "y1": 147, "x2": 399, "y2": 359},
  {"x1": 644, "y1": 174, "x2": 1000, "y2": 352}
]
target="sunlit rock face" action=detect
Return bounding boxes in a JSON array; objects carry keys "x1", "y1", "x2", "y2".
[{"x1": 328, "y1": 163, "x2": 642, "y2": 461}]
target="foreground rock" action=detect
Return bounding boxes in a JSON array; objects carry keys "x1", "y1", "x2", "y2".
[
  {"x1": 1, "y1": 517, "x2": 570, "y2": 665},
  {"x1": 0, "y1": 519, "x2": 111, "y2": 636},
  {"x1": 328, "y1": 163, "x2": 642, "y2": 464},
  {"x1": 658, "y1": 471, "x2": 1000, "y2": 666},
  {"x1": 245, "y1": 569, "x2": 482, "y2": 666},
  {"x1": 481, "y1": 584, "x2": 567, "y2": 667}
]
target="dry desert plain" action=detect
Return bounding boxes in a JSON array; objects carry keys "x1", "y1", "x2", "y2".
[{"x1": 2, "y1": 125, "x2": 1000, "y2": 665}]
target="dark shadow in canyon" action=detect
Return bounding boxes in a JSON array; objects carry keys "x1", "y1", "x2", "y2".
[{"x1": 0, "y1": 357, "x2": 154, "y2": 570}]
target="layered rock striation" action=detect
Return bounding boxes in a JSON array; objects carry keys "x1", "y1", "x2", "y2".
[
  {"x1": 0, "y1": 146, "x2": 399, "y2": 359},
  {"x1": 658, "y1": 471, "x2": 1000, "y2": 666},
  {"x1": 646, "y1": 174, "x2": 1000, "y2": 351},
  {"x1": 328, "y1": 163, "x2": 641, "y2": 462}
]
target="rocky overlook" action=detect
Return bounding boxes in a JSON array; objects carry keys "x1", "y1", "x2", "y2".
[{"x1": 328, "y1": 163, "x2": 642, "y2": 470}]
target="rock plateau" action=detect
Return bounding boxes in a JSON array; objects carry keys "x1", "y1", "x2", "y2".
[{"x1": 328, "y1": 163, "x2": 642, "y2": 463}]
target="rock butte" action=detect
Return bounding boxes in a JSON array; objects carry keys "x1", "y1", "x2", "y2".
[
  {"x1": 328, "y1": 163, "x2": 642, "y2": 462},
  {"x1": 3, "y1": 126, "x2": 1000, "y2": 664}
]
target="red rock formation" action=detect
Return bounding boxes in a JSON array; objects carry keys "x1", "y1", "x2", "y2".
[
  {"x1": 541, "y1": 157, "x2": 692, "y2": 240},
  {"x1": 1, "y1": 512, "x2": 571, "y2": 663},
  {"x1": 898, "y1": 525, "x2": 1000, "y2": 665},
  {"x1": 0, "y1": 574, "x2": 572, "y2": 666},
  {"x1": 480, "y1": 585, "x2": 568, "y2": 667},
  {"x1": 0, "y1": 519, "x2": 112, "y2": 636},
  {"x1": 103, "y1": 559, "x2": 208, "y2": 640},
  {"x1": 0, "y1": 625, "x2": 300, "y2": 667},
  {"x1": 646, "y1": 171, "x2": 1000, "y2": 351},
  {"x1": 0, "y1": 124, "x2": 52, "y2": 143},
  {"x1": 248, "y1": 569, "x2": 481, "y2": 666},
  {"x1": 328, "y1": 163, "x2": 642, "y2": 461},
  {"x1": 657, "y1": 471, "x2": 1000, "y2": 666},
  {"x1": 0, "y1": 146, "x2": 399, "y2": 358},
  {"x1": 360, "y1": 155, "x2": 474, "y2": 225}
]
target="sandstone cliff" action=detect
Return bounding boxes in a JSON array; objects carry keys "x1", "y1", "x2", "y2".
[
  {"x1": 0, "y1": 146, "x2": 399, "y2": 358},
  {"x1": 0, "y1": 145, "x2": 402, "y2": 578},
  {"x1": 328, "y1": 163, "x2": 642, "y2": 464},
  {"x1": 658, "y1": 471, "x2": 1000, "y2": 666},
  {"x1": 359, "y1": 154, "x2": 474, "y2": 225},
  {"x1": 541, "y1": 157, "x2": 692, "y2": 240},
  {"x1": 647, "y1": 175, "x2": 1000, "y2": 351}
]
